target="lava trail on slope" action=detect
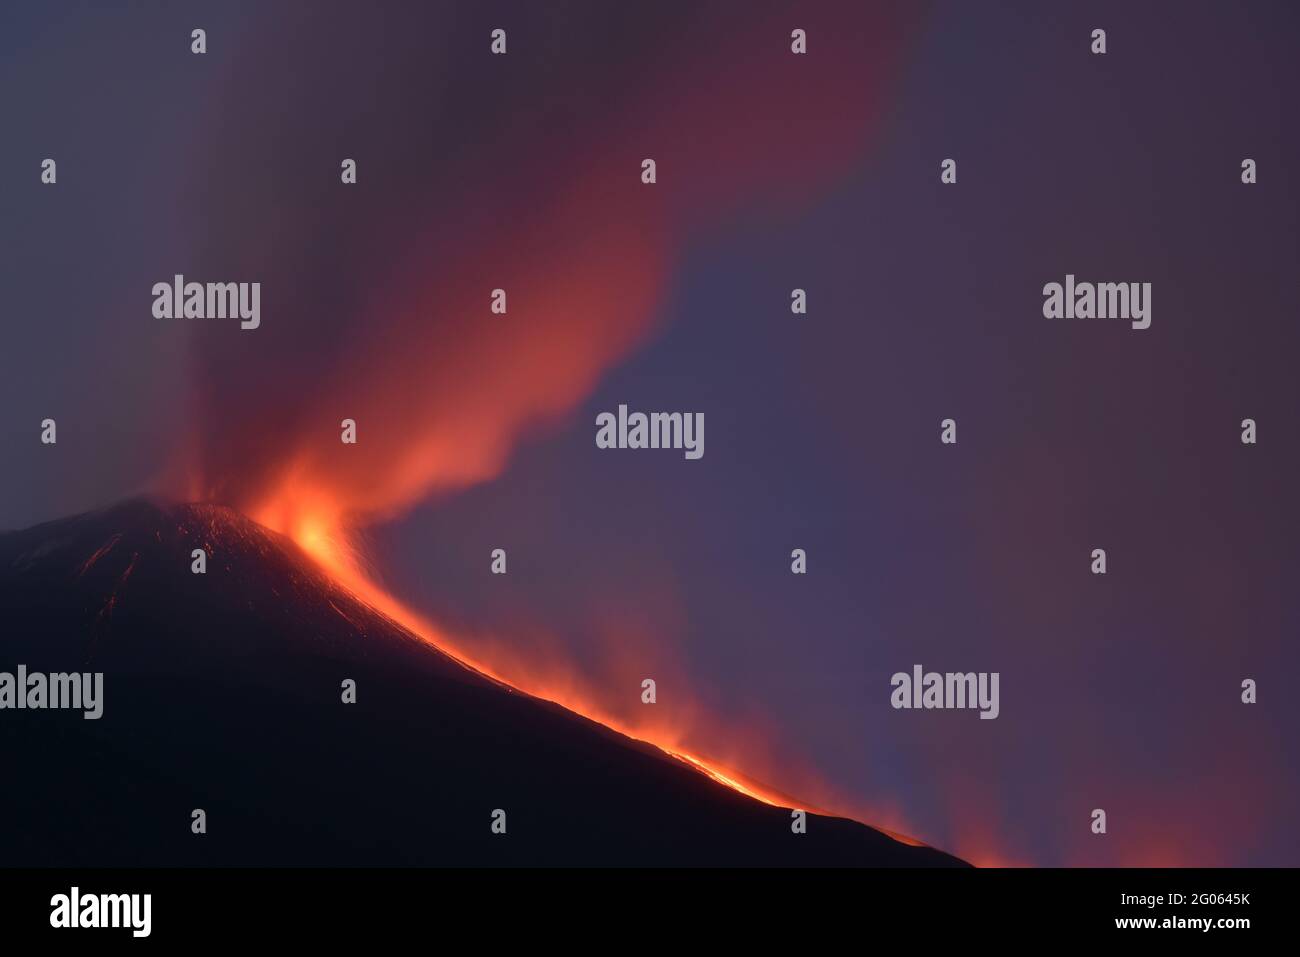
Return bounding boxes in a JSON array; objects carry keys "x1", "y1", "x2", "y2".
[{"x1": 0, "y1": 499, "x2": 964, "y2": 866}]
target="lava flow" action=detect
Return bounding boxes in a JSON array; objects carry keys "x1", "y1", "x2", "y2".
[{"x1": 250, "y1": 488, "x2": 845, "y2": 818}]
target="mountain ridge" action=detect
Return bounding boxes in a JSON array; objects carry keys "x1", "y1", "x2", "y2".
[{"x1": 0, "y1": 498, "x2": 965, "y2": 866}]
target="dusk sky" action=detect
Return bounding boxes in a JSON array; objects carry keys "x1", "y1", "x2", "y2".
[{"x1": 2, "y1": 1, "x2": 1297, "y2": 866}]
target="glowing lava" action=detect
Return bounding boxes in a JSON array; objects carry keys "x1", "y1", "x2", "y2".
[
  {"x1": 252, "y1": 490, "x2": 817, "y2": 813},
  {"x1": 247, "y1": 490, "x2": 938, "y2": 850}
]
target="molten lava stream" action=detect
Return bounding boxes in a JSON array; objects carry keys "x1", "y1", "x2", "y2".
[{"x1": 264, "y1": 502, "x2": 927, "y2": 846}]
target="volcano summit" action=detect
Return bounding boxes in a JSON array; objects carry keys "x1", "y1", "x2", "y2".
[{"x1": 0, "y1": 499, "x2": 961, "y2": 867}]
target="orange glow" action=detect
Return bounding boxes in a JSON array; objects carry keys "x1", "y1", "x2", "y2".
[
  {"x1": 251, "y1": 484, "x2": 851, "y2": 816},
  {"x1": 170, "y1": 3, "x2": 942, "y2": 859},
  {"x1": 244, "y1": 478, "x2": 947, "y2": 850}
]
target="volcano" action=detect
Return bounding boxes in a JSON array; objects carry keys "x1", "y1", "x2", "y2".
[{"x1": 0, "y1": 499, "x2": 963, "y2": 866}]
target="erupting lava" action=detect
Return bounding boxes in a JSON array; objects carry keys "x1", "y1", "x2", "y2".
[{"x1": 172, "y1": 3, "x2": 933, "y2": 850}]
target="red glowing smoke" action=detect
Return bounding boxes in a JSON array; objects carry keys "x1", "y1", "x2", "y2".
[{"x1": 168, "y1": 3, "x2": 929, "y2": 844}]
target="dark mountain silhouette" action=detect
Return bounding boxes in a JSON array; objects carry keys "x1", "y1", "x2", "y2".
[{"x1": 0, "y1": 499, "x2": 964, "y2": 866}]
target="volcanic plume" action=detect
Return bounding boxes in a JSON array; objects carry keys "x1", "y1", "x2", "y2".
[{"x1": 152, "y1": 4, "x2": 927, "y2": 837}]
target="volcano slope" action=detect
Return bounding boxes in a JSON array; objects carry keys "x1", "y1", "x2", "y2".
[{"x1": 0, "y1": 499, "x2": 963, "y2": 866}]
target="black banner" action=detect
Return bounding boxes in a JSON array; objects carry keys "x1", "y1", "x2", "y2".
[{"x1": 0, "y1": 867, "x2": 1281, "y2": 944}]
